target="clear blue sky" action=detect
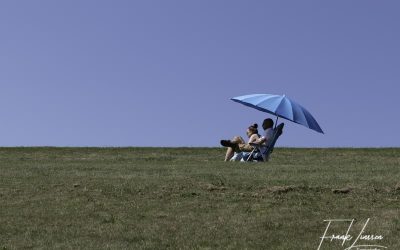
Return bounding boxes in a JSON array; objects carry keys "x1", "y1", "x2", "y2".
[{"x1": 1, "y1": 1, "x2": 399, "y2": 147}]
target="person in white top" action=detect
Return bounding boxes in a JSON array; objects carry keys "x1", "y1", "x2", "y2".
[
  {"x1": 248, "y1": 118, "x2": 275, "y2": 160},
  {"x1": 255, "y1": 118, "x2": 275, "y2": 146}
]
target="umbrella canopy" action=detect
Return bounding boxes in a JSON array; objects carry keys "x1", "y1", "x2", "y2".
[{"x1": 231, "y1": 93, "x2": 324, "y2": 134}]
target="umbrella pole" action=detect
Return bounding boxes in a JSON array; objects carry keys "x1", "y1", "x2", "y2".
[{"x1": 275, "y1": 116, "x2": 278, "y2": 129}]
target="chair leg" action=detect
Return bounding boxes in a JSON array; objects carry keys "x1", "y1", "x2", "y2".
[{"x1": 246, "y1": 148, "x2": 256, "y2": 162}]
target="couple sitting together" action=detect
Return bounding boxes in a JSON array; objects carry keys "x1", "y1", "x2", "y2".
[{"x1": 220, "y1": 118, "x2": 275, "y2": 162}]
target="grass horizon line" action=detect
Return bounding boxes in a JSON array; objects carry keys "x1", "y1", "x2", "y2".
[{"x1": 0, "y1": 146, "x2": 398, "y2": 149}]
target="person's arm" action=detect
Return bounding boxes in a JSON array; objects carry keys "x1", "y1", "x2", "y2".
[
  {"x1": 256, "y1": 129, "x2": 274, "y2": 145},
  {"x1": 248, "y1": 134, "x2": 260, "y2": 144},
  {"x1": 254, "y1": 136, "x2": 266, "y2": 144}
]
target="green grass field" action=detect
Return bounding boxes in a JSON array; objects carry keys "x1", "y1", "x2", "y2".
[{"x1": 0, "y1": 147, "x2": 399, "y2": 249}]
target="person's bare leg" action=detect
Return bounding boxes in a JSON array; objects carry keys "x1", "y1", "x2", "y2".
[
  {"x1": 231, "y1": 136, "x2": 245, "y2": 144},
  {"x1": 230, "y1": 136, "x2": 245, "y2": 152},
  {"x1": 221, "y1": 136, "x2": 245, "y2": 161},
  {"x1": 224, "y1": 147, "x2": 234, "y2": 161}
]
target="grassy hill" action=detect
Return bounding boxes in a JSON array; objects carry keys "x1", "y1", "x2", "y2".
[{"x1": 1, "y1": 147, "x2": 399, "y2": 249}]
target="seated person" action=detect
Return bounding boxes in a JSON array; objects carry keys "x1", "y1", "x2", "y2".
[
  {"x1": 254, "y1": 118, "x2": 275, "y2": 146},
  {"x1": 249, "y1": 118, "x2": 275, "y2": 160},
  {"x1": 220, "y1": 123, "x2": 260, "y2": 161}
]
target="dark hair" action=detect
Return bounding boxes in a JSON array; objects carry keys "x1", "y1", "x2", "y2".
[
  {"x1": 248, "y1": 123, "x2": 259, "y2": 135},
  {"x1": 262, "y1": 118, "x2": 274, "y2": 129}
]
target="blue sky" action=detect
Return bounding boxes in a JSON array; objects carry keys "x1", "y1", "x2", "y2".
[{"x1": 1, "y1": 1, "x2": 399, "y2": 147}]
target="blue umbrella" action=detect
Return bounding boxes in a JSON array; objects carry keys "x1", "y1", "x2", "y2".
[{"x1": 231, "y1": 93, "x2": 324, "y2": 134}]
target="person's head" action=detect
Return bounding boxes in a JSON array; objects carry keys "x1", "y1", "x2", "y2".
[
  {"x1": 246, "y1": 123, "x2": 259, "y2": 137},
  {"x1": 262, "y1": 118, "x2": 274, "y2": 130}
]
